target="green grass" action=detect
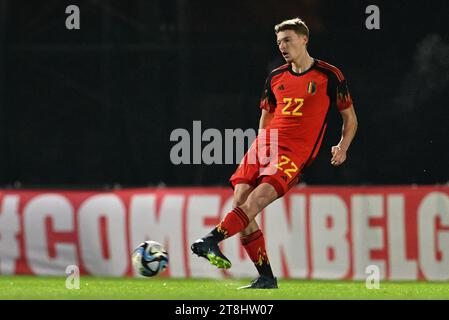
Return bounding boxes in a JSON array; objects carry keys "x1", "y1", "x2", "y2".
[{"x1": 0, "y1": 276, "x2": 448, "y2": 300}]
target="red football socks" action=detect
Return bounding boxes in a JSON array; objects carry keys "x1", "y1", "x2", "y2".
[
  {"x1": 209, "y1": 207, "x2": 250, "y2": 241},
  {"x1": 240, "y1": 229, "x2": 274, "y2": 278}
]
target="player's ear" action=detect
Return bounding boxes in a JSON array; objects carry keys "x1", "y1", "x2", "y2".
[{"x1": 303, "y1": 35, "x2": 309, "y2": 46}]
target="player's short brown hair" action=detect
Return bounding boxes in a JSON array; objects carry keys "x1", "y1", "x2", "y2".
[{"x1": 274, "y1": 18, "x2": 309, "y2": 39}]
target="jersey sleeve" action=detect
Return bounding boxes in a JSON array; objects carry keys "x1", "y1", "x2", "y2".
[
  {"x1": 259, "y1": 76, "x2": 277, "y2": 113},
  {"x1": 335, "y1": 78, "x2": 353, "y2": 111}
]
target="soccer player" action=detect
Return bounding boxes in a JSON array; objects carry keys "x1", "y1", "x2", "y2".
[{"x1": 191, "y1": 18, "x2": 358, "y2": 289}]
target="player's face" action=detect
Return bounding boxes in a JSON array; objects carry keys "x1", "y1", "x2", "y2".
[{"x1": 276, "y1": 30, "x2": 307, "y2": 63}]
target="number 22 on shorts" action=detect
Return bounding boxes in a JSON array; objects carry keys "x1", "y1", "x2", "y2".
[{"x1": 275, "y1": 155, "x2": 298, "y2": 178}]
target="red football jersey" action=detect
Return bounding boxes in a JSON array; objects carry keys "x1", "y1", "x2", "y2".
[
  {"x1": 230, "y1": 59, "x2": 353, "y2": 196},
  {"x1": 259, "y1": 59, "x2": 353, "y2": 166}
]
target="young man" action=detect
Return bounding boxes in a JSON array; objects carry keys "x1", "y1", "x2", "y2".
[{"x1": 191, "y1": 18, "x2": 358, "y2": 289}]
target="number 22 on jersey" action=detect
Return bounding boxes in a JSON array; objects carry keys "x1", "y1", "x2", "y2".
[{"x1": 282, "y1": 97, "x2": 304, "y2": 116}]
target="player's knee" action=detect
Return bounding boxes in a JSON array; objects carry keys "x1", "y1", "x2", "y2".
[
  {"x1": 253, "y1": 195, "x2": 269, "y2": 210},
  {"x1": 233, "y1": 192, "x2": 247, "y2": 207},
  {"x1": 244, "y1": 194, "x2": 270, "y2": 216},
  {"x1": 233, "y1": 185, "x2": 253, "y2": 208}
]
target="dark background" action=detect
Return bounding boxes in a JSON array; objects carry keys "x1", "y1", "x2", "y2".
[{"x1": 0, "y1": 0, "x2": 448, "y2": 188}]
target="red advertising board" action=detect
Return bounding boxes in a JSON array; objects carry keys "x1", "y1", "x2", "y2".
[{"x1": 0, "y1": 186, "x2": 448, "y2": 280}]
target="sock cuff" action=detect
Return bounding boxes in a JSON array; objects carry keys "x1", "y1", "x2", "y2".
[
  {"x1": 240, "y1": 229, "x2": 263, "y2": 245},
  {"x1": 233, "y1": 207, "x2": 249, "y2": 227}
]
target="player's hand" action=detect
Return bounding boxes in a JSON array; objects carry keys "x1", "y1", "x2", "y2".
[{"x1": 331, "y1": 145, "x2": 347, "y2": 166}]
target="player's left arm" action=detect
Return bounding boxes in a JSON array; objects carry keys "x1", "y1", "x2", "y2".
[{"x1": 331, "y1": 104, "x2": 358, "y2": 166}]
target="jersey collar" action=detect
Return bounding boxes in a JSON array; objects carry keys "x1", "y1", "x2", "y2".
[{"x1": 288, "y1": 59, "x2": 316, "y2": 77}]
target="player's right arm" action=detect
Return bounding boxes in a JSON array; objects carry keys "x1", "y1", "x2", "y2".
[
  {"x1": 259, "y1": 109, "x2": 274, "y2": 130},
  {"x1": 258, "y1": 74, "x2": 276, "y2": 130}
]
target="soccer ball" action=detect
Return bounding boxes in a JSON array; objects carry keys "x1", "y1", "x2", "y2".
[{"x1": 131, "y1": 240, "x2": 169, "y2": 277}]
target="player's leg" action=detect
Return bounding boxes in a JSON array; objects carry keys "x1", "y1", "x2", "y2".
[
  {"x1": 235, "y1": 154, "x2": 300, "y2": 287},
  {"x1": 235, "y1": 183, "x2": 278, "y2": 288},
  {"x1": 233, "y1": 184, "x2": 276, "y2": 286},
  {"x1": 238, "y1": 182, "x2": 278, "y2": 221},
  {"x1": 239, "y1": 220, "x2": 277, "y2": 288},
  {"x1": 191, "y1": 182, "x2": 278, "y2": 269},
  {"x1": 232, "y1": 183, "x2": 262, "y2": 255},
  {"x1": 202, "y1": 182, "x2": 277, "y2": 243},
  {"x1": 232, "y1": 183, "x2": 253, "y2": 209},
  {"x1": 191, "y1": 139, "x2": 279, "y2": 271},
  {"x1": 190, "y1": 183, "x2": 253, "y2": 269}
]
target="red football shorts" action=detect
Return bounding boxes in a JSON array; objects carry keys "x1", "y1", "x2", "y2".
[{"x1": 229, "y1": 135, "x2": 309, "y2": 197}]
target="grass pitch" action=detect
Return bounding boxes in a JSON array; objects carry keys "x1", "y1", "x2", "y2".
[{"x1": 0, "y1": 276, "x2": 448, "y2": 300}]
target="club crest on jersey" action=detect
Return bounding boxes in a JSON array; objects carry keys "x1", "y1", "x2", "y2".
[{"x1": 307, "y1": 81, "x2": 317, "y2": 95}]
